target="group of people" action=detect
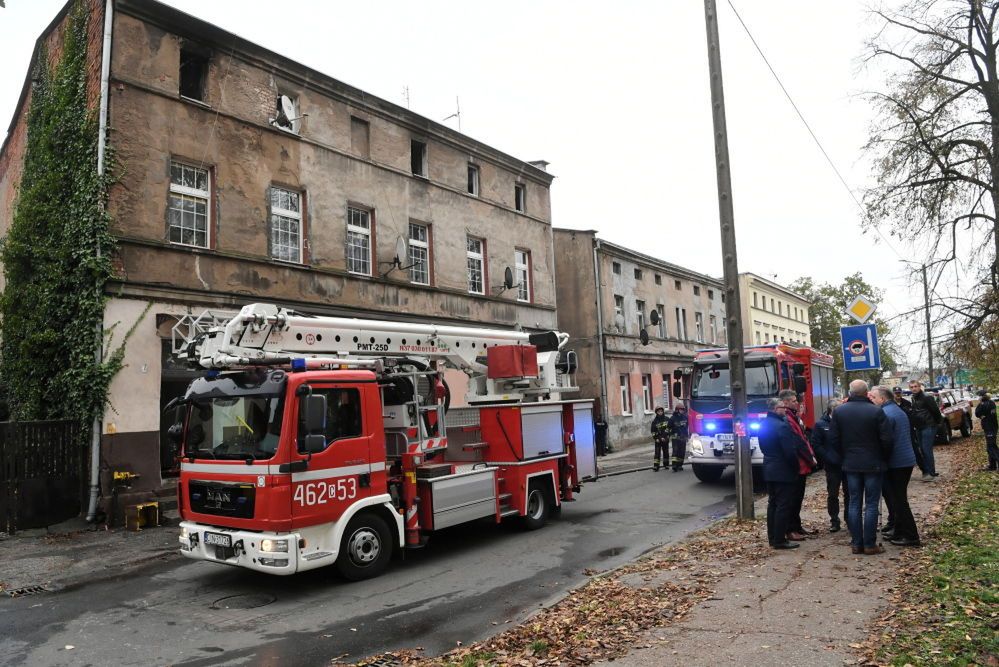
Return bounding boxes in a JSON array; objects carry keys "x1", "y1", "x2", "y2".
[
  {"x1": 650, "y1": 404, "x2": 688, "y2": 472},
  {"x1": 761, "y1": 380, "x2": 934, "y2": 554}
]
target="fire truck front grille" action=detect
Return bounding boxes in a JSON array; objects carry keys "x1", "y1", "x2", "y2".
[{"x1": 189, "y1": 480, "x2": 256, "y2": 519}]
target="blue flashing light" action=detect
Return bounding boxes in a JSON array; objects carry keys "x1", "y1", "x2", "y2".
[
  {"x1": 749, "y1": 422, "x2": 761, "y2": 431},
  {"x1": 291, "y1": 358, "x2": 307, "y2": 371},
  {"x1": 705, "y1": 422, "x2": 717, "y2": 432},
  {"x1": 205, "y1": 370, "x2": 220, "y2": 379}
]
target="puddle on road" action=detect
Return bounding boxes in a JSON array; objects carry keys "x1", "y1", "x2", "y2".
[{"x1": 598, "y1": 547, "x2": 625, "y2": 559}]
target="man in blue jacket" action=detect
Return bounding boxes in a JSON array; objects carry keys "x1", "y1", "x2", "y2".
[
  {"x1": 758, "y1": 397, "x2": 801, "y2": 550},
  {"x1": 829, "y1": 380, "x2": 894, "y2": 555},
  {"x1": 871, "y1": 386, "x2": 921, "y2": 546},
  {"x1": 810, "y1": 398, "x2": 847, "y2": 532}
]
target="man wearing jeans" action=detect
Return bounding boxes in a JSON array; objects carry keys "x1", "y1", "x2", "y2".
[
  {"x1": 871, "y1": 386, "x2": 921, "y2": 547},
  {"x1": 908, "y1": 380, "x2": 942, "y2": 481},
  {"x1": 829, "y1": 380, "x2": 894, "y2": 555}
]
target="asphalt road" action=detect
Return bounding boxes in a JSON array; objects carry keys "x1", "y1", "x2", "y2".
[{"x1": 0, "y1": 466, "x2": 737, "y2": 667}]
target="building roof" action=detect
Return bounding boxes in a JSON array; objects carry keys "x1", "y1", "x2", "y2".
[{"x1": 740, "y1": 272, "x2": 811, "y2": 306}]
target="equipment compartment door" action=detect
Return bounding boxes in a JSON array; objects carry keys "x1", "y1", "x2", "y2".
[{"x1": 290, "y1": 384, "x2": 373, "y2": 529}]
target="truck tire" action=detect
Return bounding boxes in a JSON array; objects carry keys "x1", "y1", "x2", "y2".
[
  {"x1": 692, "y1": 464, "x2": 725, "y2": 483},
  {"x1": 335, "y1": 512, "x2": 393, "y2": 581},
  {"x1": 960, "y1": 414, "x2": 971, "y2": 437},
  {"x1": 521, "y1": 482, "x2": 551, "y2": 531}
]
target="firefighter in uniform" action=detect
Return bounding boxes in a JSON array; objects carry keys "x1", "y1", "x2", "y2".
[
  {"x1": 651, "y1": 406, "x2": 670, "y2": 471},
  {"x1": 667, "y1": 404, "x2": 689, "y2": 472}
]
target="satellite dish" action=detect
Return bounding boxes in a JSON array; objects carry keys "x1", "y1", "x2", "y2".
[
  {"x1": 640, "y1": 329, "x2": 650, "y2": 346},
  {"x1": 274, "y1": 95, "x2": 297, "y2": 129},
  {"x1": 395, "y1": 236, "x2": 407, "y2": 264},
  {"x1": 649, "y1": 309, "x2": 660, "y2": 326},
  {"x1": 504, "y1": 266, "x2": 515, "y2": 289}
]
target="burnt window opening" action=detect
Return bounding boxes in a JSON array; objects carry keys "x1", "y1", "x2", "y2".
[
  {"x1": 467, "y1": 164, "x2": 480, "y2": 196},
  {"x1": 179, "y1": 49, "x2": 209, "y2": 102},
  {"x1": 411, "y1": 140, "x2": 427, "y2": 177},
  {"x1": 514, "y1": 183, "x2": 526, "y2": 212}
]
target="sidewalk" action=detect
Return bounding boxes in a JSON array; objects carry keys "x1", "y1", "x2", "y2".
[
  {"x1": 0, "y1": 517, "x2": 178, "y2": 595},
  {"x1": 416, "y1": 439, "x2": 971, "y2": 667}
]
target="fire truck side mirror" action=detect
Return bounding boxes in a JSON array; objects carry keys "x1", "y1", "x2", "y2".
[
  {"x1": 302, "y1": 394, "x2": 327, "y2": 434},
  {"x1": 167, "y1": 422, "x2": 184, "y2": 445},
  {"x1": 672, "y1": 381, "x2": 682, "y2": 398},
  {"x1": 672, "y1": 369, "x2": 683, "y2": 380}
]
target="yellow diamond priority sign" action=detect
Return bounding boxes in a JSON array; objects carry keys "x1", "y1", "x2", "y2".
[{"x1": 846, "y1": 295, "x2": 877, "y2": 324}]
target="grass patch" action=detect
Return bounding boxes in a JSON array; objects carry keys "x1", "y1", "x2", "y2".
[
  {"x1": 877, "y1": 444, "x2": 999, "y2": 666},
  {"x1": 455, "y1": 652, "x2": 496, "y2": 667}
]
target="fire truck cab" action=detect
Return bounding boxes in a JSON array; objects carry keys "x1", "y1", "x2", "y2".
[{"x1": 674, "y1": 344, "x2": 835, "y2": 483}]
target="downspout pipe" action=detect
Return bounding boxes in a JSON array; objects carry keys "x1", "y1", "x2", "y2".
[
  {"x1": 87, "y1": 0, "x2": 113, "y2": 522},
  {"x1": 592, "y1": 237, "x2": 609, "y2": 424}
]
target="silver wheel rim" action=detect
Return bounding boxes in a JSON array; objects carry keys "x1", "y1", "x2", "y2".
[
  {"x1": 527, "y1": 490, "x2": 544, "y2": 520},
  {"x1": 347, "y1": 527, "x2": 381, "y2": 566}
]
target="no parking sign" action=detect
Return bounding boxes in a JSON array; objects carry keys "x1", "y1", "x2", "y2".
[{"x1": 840, "y1": 323, "x2": 881, "y2": 371}]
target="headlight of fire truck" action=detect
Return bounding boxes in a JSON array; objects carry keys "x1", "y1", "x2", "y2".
[
  {"x1": 180, "y1": 526, "x2": 189, "y2": 540},
  {"x1": 260, "y1": 539, "x2": 289, "y2": 553},
  {"x1": 689, "y1": 434, "x2": 704, "y2": 455}
]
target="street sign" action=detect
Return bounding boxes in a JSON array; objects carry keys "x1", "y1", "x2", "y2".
[
  {"x1": 846, "y1": 295, "x2": 877, "y2": 324},
  {"x1": 840, "y1": 323, "x2": 881, "y2": 371}
]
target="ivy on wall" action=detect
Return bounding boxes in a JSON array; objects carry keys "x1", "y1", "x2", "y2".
[{"x1": 0, "y1": 1, "x2": 119, "y2": 424}]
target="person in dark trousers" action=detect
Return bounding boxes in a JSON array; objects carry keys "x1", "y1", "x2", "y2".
[
  {"x1": 975, "y1": 391, "x2": 999, "y2": 471},
  {"x1": 651, "y1": 406, "x2": 669, "y2": 472},
  {"x1": 829, "y1": 380, "x2": 894, "y2": 555},
  {"x1": 908, "y1": 380, "x2": 942, "y2": 480},
  {"x1": 811, "y1": 398, "x2": 848, "y2": 532},
  {"x1": 667, "y1": 404, "x2": 689, "y2": 472},
  {"x1": 779, "y1": 389, "x2": 818, "y2": 539},
  {"x1": 893, "y1": 386, "x2": 925, "y2": 474},
  {"x1": 871, "y1": 386, "x2": 921, "y2": 546},
  {"x1": 758, "y1": 397, "x2": 800, "y2": 550}
]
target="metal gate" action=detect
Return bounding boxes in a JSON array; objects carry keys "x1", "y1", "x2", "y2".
[{"x1": 0, "y1": 420, "x2": 85, "y2": 534}]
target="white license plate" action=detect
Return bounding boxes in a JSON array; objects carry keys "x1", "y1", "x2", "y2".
[
  {"x1": 203, "y1": 531, "x2": 231, "y2": 547},
  {"x1": 716, "y1": 433, "x2": 734, "y2": 442}
]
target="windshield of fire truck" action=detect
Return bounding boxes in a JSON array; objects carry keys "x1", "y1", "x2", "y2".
[
  {"x1": 691, "y1": 360, "x2": 777, "y2": 399},
  {"x1": 185, "y1": 395, "x2": 284, "y2": 460}
]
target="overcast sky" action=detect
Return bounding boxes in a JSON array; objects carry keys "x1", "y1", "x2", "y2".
[{"x1": 0, "y1": 0, "x2": 943, "y2": 366}]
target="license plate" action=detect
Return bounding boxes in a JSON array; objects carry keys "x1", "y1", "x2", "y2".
[
  {"x1": 716, "y1": 433, "x2": 734, "y2": 442},
  {"x1": 203, "y1": 531, "x2": 231, "y2": 547}
]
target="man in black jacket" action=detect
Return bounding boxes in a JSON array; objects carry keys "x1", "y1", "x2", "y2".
[
  {"x1": 829, "y1": 380, "x2": 894, "y2": 555},
  {"x1": 908, "y1": 380, "x2": 942, "y2": 480},
  {"x1": 975, "y1": 391, "x2": 999, "y2": 471},
  {"x1": 810, "y1": 398, "x2": 847, "y2": 532},
  {"x1": 759, "y1": 397, "x2": 801, "y2": 550},
  {"x1": 893, "y1": 386, "x2": 925, "y2": 474}
]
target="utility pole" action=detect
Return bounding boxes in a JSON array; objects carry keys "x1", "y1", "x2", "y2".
[
  {"x1": 922, "y1": 264, "x2": 934, "y2": 384},
  {"x1": 703, "y1": 0, "x2": 753, "y2": 519}
]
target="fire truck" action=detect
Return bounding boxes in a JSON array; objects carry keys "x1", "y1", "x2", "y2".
[
  {"x1": 672, "y1": 344, "x2": 835, "y2": 483},
  {"x1": 167, "y1": 303, "x2": 594, "y2": 580}
]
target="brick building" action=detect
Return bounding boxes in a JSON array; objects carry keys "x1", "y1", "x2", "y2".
[
  {"x1": 553, "y1": 229, "x2": 727, "y2": 446},
  {"x1": 0, "y1": 0, "x2": 557, "y2": 497}
]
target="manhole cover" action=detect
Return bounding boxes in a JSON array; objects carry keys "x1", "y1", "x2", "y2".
[
  {"x1": 7, "y1": 585, "x2": 48, "y2": 598},
  {"x1": 210, "y1": 593, "x2": 275, "y2": 610}
]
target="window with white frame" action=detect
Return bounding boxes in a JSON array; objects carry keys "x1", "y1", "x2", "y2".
[
  {"x1": 637, "y1": 299, "x2": 646, "y2": 331},
  {"x1": 656, "y1": 304, "x2": 666, "y2": 338},
  {"x1": 408, "y1": 222, "x2": 430, "y2": 285},
  {"x1": 168, "y1": 161, "x2": 210, "y2": 248},
  {"x1": 709, "y1": 314, "x2": 717, "y2": 343},
  {"x1": 269, "y1": 186, "x2": 302, "y2": 263},
  {"x1": 515, "y1": 249, "x2": 531, "y2": 302},
  {"x1": 695, "y1": 312, "x2": 704, "y2": 342},
  {"x1": 614, "y1": 294, "x2": 624, "y2": 320},
  {"x1": 642, "y1": 374, "x2": 653, "y2": 413},
  {"x1": 620, "y1": 374, "x2": 632, "y2": 415},
  {"x1": 346, "y1": 206, "x2": 372, "y2": 275},
  {"x1": 755, "y1": 330, "x2": 762, "y2": 344},
  {"x1": 467, "y1": 164, "x2": 480, "y2": 195},
  {"x1": 467, "y1": 236, "x2": 485, "y2": 294},
  {"x1": 675, "y1": 307, "x2": 688, "y2": 340}
]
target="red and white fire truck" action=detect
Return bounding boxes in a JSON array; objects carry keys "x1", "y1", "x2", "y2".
[
  {"x1": 169, "y1": 303, "x2": 595, "y2": 579},
  {"x1": 675, "y1": 344, "x2": 835, "y2": 483}
]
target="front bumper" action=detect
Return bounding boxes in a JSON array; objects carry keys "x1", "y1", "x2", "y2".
[
  {"x1": 686, "y1": 434, "x2": 763, "y2": 466},
  {"x1": 179, "y1": 521, "x2": 302, "y2": 575}
]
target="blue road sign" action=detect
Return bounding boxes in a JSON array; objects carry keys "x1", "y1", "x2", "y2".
[{"x1": 840, "y1": 323, "x2": 881, "y2": 371}]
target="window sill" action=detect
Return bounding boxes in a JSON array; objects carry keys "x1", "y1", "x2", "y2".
[
  {"x1": 179, "y1": 95, "x2": 212, "y2": 110},
  {"x1": 169, "y1": 240, "x2": 211, "y2": 251}
]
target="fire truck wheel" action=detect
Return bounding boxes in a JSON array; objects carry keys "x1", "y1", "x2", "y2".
[
  {"x1": 692, "y1": 464, "x2": 725, "y2": 484},
  {"x1": 522, "y1": 483, "x2": 551, "y2": 531},
  {"x1": 336, "y1": 513, "x2": 392, "y2": 581}
]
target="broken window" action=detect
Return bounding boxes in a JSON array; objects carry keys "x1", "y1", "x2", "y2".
[
  {"x1": 411, "y1": 140, "x2": 427, "y2": 177},
  {"x1": 515, "y1": 183, "x2": 526, "y2": 212},
  {"x1": 467, "y1": 164, "x2": 480, "y2": 196},
  {"x1": 179, "y1": 48, "x2": 208, "y2": 102}
]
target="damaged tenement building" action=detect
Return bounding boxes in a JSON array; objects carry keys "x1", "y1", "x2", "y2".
[{"x1": 0, "y1": 0, "x2": 557, "y2": 502}]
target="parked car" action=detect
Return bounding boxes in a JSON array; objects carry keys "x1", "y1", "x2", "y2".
[{"x1": 933, "y1": 389, "x2": 974, "y2": 443}]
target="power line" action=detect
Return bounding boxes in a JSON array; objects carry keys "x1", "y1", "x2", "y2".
[{"x1": 724, "y1": 0, "x2": 906, "y2": 261}]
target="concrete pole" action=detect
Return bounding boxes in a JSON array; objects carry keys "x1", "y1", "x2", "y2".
[{"x1": 703, "y1": 0, "x2": 753, "y2": 519}]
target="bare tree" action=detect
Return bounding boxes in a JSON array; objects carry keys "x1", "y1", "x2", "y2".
[{"x1": 864, "y1": 0, "x2": 999, "y2": 336}]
